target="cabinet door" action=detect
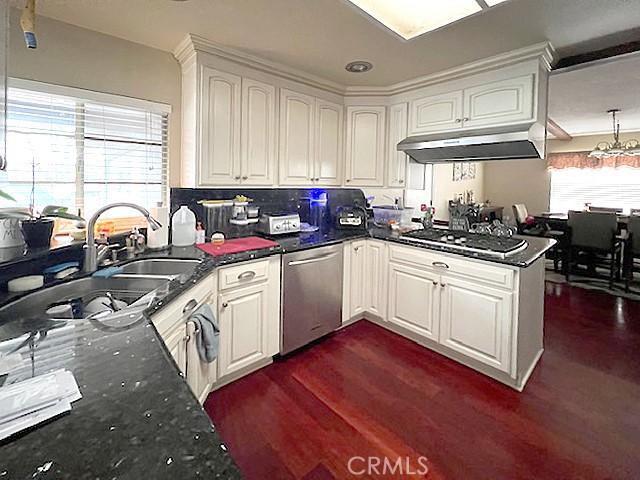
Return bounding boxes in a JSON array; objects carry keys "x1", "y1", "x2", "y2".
[
  {"x1": 366, "y1": 240, "x2": 388, "y2": 320},
  {"x1": 408, "y1": 90, "x2": 463, "y2": 135},
  {"x1": 439, "y1": 276, "x2": 513, "y2": 372},
  {"x1": 279, "y1": 89, "x2": 315, "y2": 185},
  {"x1": 186, "y1": 301, "x2": 218, "y2": 404},
  {"x1": 348, "y1": 240, "x2": 368, "y2": 319},
  {"x1": 200, "y1": 67, "x2": 242, "y2": 185},
  {"x1": 462, "y1": 74, "x2": 534, "y2": 129},
  {"x1": 164, "y1": 324, "x2": 187, "y2": 375},
  {"x1": 314, "y1": 99, "x2": 343, "y2": 186},
  {"x1": 387, "y1": 263, "x2": 440, "y2": 341},
  {"x1": 387, "y1": 103, "x2": 408, "y2": 187},
  {"x1": 345, "y1": 106, "x2": 386, "y2": 187},
  {"x1": 218, "y1": 283, "x2": 269, "y2": 377},
  {"x1": 241, "y1": 78, "x2": 276, "y2": 185}
]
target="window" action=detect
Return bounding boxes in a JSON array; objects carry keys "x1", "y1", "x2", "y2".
[
  {"x1": 0, "y1": 79, "x2": 169, "y2": 219},
  {"x1": 549, "y1": 167, "x2": 640, "y2": 214}
]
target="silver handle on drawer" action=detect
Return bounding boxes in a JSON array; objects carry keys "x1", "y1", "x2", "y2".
[
  {"x1": 182, "y1": 299, "x2": 198, "y2": 314},
  {"x1": 432, "y1": 261, "x2": 449, "y2": 269},
  {"x1": 288, "y1": 252, "x2": 339, "y2": 266},
  {"x1": 237, "y1": 270, "x2": 256, "y2": 281}
]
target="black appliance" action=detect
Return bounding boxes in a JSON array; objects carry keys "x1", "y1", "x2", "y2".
[{"x1": 335, "y1": 206, "x2": 367, "y2": 230}]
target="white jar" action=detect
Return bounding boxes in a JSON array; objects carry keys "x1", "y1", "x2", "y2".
[{"x1": 171, "y1": 205, "x2": 196, "y2": 247}]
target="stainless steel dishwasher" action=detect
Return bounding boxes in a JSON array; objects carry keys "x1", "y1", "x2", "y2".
[{"x1": 281, "y1": 244, "x2": 343, "y2": 354}]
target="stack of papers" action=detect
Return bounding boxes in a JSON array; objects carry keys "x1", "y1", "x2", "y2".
[{"x1": 0, "y1": 369, "x2": 82, "y2": 440}]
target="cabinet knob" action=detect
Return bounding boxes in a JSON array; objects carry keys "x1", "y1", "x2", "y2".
[
  {"x1": 234, "y1": 175, "x2": 241, "y2": 180},
  {"x1": 222, "y1": 302, "x2": 229, "y2": 308},
  {"x1": 455, "y1": 118, "x2": 462, "y2": 123},
  {"x1": 399, "y1": 179, "x2": 404, "y2": 184},
  {"x1": 315, "y1": 178, "x2": 320, "y2": 182},
  {"x1": 346, "y1": 179, "x2": 351, "y2": 183},
  {"x1": 440, "y1": 282, "x2": 446, "y2": 288},
  {"x1": 463, "y1": 117, "x2": 469, "y2": 122},
  {"x1": 242, "y1": 176, "x2": 248, "y2": 180}
]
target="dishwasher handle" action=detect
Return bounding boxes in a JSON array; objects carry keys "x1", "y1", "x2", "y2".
[{"x1": 287, "y1": 252, "x2": 339, "y2": 266}]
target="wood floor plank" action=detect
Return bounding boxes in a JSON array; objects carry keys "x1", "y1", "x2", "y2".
[{"x1": 206, "y1": 283, "x2": 640, "y2": 479}]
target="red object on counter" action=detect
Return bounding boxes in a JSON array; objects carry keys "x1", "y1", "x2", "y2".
[{"x1": 195, "y1": 236, "x2": 279, "y2": 256}]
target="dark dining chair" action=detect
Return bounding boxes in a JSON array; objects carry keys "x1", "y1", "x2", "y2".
[
  {"x1": 624, "y1": 215, "x2": 640, "y2": 292},
  {"x1": 588, "y1": 206, "x2": 623, "y2": 214},
  {"x1": 566, "y1": 211, "x2": 622, "y2": 288},
  {"x1": 512, "y1": 203, "x2": 565, "y2": 272}
]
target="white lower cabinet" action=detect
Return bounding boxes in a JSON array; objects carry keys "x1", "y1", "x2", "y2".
[
  {"x1": 346, "y1": 240, "x2": 368, "y2": 320},
  {"x1": 185, "y1": 292, "x2": 218, "y2": 404},
  {"x1": 217, "y1": 257, "x2": 281, "y2": 380},
  {"x1": 163, "y1": 323, "x2": 188, "y2": 375},
  {"x1": 365, "y1": 240, "x2": 388, "y2": 319},
  {"x1": 387, "y1": 262, "x2": 440, "y2": 341},
  {"x1": 439, "y1": 276, "x2": 512, "y2": 372}
]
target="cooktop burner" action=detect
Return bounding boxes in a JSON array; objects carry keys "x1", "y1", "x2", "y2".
[{"x1": 399, "y1": 228, "x2": 528, "y2": 258}]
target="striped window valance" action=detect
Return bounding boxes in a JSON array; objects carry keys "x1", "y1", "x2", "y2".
[{"x1": 547, "y1": 151, "x2": 640, "y2": 170}]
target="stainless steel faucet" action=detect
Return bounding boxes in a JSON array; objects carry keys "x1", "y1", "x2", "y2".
[{"x1": 83, "y1": 203, "x2": 162, "y2": 273}]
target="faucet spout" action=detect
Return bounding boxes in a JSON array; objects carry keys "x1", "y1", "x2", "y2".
[{"x1": 83, "y1": 203, "x2": 162, "y2": 273}]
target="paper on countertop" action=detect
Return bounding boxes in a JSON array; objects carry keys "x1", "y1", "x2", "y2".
[{"x1": 0, "y1": 369, "x2": 82, "y2": 441}]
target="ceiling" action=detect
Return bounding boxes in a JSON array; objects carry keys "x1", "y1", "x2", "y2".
[
  {"x1": 17, "y1": 0, "x2": 640, "y2": 87},
  {"x1": 549, "y1": 53, "x2": 640, "y2": 137}
]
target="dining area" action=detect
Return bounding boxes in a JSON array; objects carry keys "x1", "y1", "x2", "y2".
[{"x1": 514, "y1": 204, "x2": 640, "y2": 293}]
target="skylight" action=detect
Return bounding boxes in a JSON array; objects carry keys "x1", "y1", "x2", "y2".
[{"x1": 346, "y1": 0, "x2": 510, "y2": 40}]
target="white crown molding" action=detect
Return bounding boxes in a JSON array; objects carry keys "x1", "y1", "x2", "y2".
[
  {"x1": 173, "y1": 34, "x2": 345, "y2": 96},
  {"x1": 345, "y1": 41, "x2": 556, "y2": 97},
  {"x1": 173, "y1": 34, "x2": 556, "y2": 99}
]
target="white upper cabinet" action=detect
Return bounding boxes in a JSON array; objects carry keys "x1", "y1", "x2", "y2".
[
  {"x1": 241, "y1": 78, "x2": 276, "y2": 185},
  {"x1": 200, "y1": 67, "x2": 242, "y2": 185},
  {"x1": 387, "y1": 103, "x2": 409, "y2": 187},
  {"x1": 279, "y1": 89, "x2": 315, "y2": 185},
  {"x1": 314, "y1": 99, "x2": 343, "y2": 185},
  {"x1": 439, "y1": 275, "x2": 513, "y2": 373},
  {"x1": 408, "y1": 91, "x2": 463, "y2": 136},
  {"x1": 408, "y1": 73, "x2": 536, "y2": 135},
  {"x1": 462, "y1": 74, "x2": 534, "y2": 129},
  {"x1": 345, "y1": 106, "x2": 386, "y2": 187}
]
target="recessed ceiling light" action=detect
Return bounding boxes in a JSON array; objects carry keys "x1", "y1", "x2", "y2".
[
  {"x1": 346, "y1": 0, "x2": 510, "y2": 41},
  {"x1": 345, "y1": 61, "x2": 373, "y2": 73}
]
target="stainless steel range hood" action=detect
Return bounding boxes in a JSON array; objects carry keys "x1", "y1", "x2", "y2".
[{"x1": 397, "y1": 122, "x2": 546, "y2": 163}]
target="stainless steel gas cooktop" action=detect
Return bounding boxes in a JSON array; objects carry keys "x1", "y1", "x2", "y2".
[{"x1": 399, "y1": 228, "x2": 528, "y2": 259}]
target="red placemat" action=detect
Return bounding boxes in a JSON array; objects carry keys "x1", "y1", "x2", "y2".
[{"x1": 195, "y1": 236, "x2": 279, "y2": 256}]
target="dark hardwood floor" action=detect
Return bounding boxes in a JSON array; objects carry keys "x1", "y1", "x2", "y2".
[{"x1": 204, "y1": 283, "x2": 640, "y2": 479}]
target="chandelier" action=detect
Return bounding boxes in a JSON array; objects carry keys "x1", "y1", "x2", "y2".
[{"x1": 589, "y1": 109, "x2": 640, "y2": 158}]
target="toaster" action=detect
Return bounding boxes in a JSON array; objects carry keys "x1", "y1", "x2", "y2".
[
  {"x1": 257, "y1": 213, "x2": 300, "y2": 235},
  {"x1": 336, "y1": 206, "x2": 367, "y2": 229}
]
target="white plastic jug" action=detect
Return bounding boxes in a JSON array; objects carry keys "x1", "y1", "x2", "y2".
[{"x1": 171, "y1": 205, "x2": 196, "y2": 247}]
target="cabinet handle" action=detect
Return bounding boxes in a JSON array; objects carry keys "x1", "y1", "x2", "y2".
[
  {"x1": 440, "y1": 282, "x2": 446, "y2": 288},
  {"x1": 234, "y1": 175, "x2": 241, "y2": 180},
  {"x1": 182, "y1": 299, "x2": 198, "y2": 314},
  {"x1": 463, "y1": 117, "x2": 469, "y2": 122},
  {"x1": 242, "y1": 176, "x2": 248, "y2": 180},
  {"x1": 222, "y1": 302, "x2": 229, "y2": 309},
  {"x1": 399, "y1": 179, "x2": 404, "y2": 184},
  {"x1": 432, "y1": 280, "x2": 438, "y2": 286},
  {"x1": 346, "y1": 179, "x2": 351, "y2": 182},
  {"x1": 354, "y1": 246, "x2": 360, "y2": 252},
  {"x1": 432, "y1": 261, "x2": 449, "y2": 269},
  {"x1": 237, "y1": 270, "x2": 256, "y2": 281},
  {"x1": 455, "y1": 118, "x2": 462, "y2": 123}
]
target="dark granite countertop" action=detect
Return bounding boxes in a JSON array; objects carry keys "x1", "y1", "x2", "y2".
[
  {"x1": 368, "y1": 227, "x2": 556, "y2": 268},
  {"x1": 0, "y1": 226, "x2": 553, "y2": 478}
]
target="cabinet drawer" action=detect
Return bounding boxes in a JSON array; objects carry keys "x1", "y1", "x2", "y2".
[
  {"x1": 218, "y1": 259, "x2": 270, "y2": 291},
  {"x1": 388, "y1": 244, "x2": 515, "y2": 290}
]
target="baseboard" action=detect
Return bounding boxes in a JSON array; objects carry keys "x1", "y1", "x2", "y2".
[
  {"x1": 516, "y1": 348, "x2": 544, "y2": 392},
  {"x1": 212, "y1": 357, "x2": 273, "y2": 390}
]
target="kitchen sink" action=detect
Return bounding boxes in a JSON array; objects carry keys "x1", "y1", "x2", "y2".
[
  {"x1": 115, "y1": 258, "x2": 201, "y2": 277},
  {"x1": 0, "y1": 276, "x2": 169, "y2": 321}
]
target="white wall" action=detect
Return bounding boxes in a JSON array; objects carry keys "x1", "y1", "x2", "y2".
[
  {"x1": 7, "y1": 10, "x2": 182, "y2": 186},
  {"x1": 432, "y1": 162, "x2": 485, "y2": 221}
]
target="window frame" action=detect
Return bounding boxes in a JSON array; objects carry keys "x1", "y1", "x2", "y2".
[{"x1": 3, "y1": 77, "x2": 171, "y2": 218}]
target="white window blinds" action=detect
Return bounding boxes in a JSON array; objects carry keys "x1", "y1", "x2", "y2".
[
  {"x1": 0, "y1": 81, "x2": 169, "y2": 218},
  {"x1": 549, "y1": 167, "x2": 640, "y2": 214}
]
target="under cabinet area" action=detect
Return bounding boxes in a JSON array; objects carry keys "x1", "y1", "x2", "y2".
[{"x1": 343, "y1": 239, "x2": 544, "y2": 391}]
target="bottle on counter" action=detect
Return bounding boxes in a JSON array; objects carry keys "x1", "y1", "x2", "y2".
[
  {"x1": 171, "y1": 205, "x2": 196, "y2": 247},
  {"x1": 148, "y1": 202, "x2": 169, "y2": 250},
  {"x1": 195, "y1": 222, "x2": 206, "y2": 244}
]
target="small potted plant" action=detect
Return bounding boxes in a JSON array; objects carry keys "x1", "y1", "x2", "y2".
[{"x1": 20, "y1": 206, "x2": 85, "y2": 248}]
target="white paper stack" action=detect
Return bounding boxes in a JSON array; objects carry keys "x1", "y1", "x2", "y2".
[{"x1": 0, "y1": 369, "x2": 82, "y2": 440}]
